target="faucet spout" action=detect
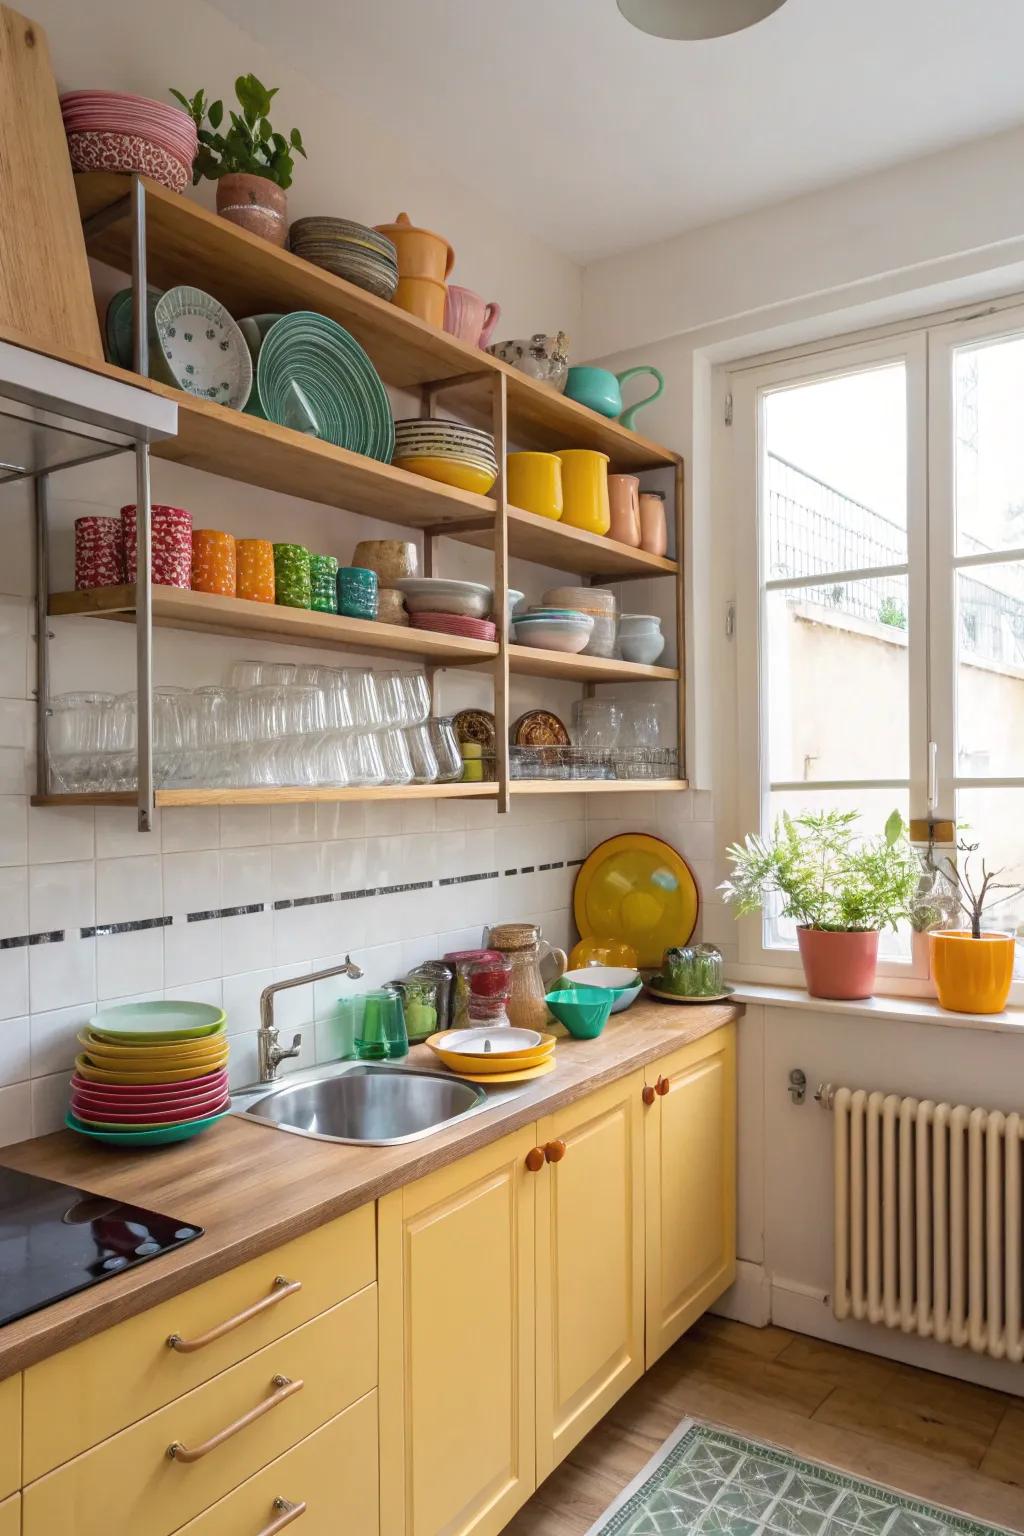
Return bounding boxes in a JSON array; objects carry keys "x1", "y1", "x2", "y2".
[{"x1": 257, "y1": 954, "x2": 364, "y2": 1083}]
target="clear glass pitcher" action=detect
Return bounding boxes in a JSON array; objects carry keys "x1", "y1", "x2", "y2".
[{"x1": 486, "y1": 923, "x2": 567, "y2": 1030}]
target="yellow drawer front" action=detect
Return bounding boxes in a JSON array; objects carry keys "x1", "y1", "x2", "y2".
[
  {"x1": 23, "y1": 1286, "x2": 377, "y2": 1536},
  {"x1": 176, "y1": 1391, "x2": 378, "y2": 1536},
  {"x1": 0, "y1": 1493, "x2": 18, "y2": 1536},
  {"x1": 24, "y1": 1204, "x2": 374, "y2": 1481},
  {"x1": 0, "y1": 1374, "x2": 20, "y2": 1500}
]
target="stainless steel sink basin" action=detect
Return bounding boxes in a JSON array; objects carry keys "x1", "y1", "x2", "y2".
[{"x1": 232, "y1": 1062, "x2": 490, "y2": 1146}]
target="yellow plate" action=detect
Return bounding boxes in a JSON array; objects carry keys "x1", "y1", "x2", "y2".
[
  {"x1": 446, "y1": 1057, "x2": 557, "y2": 1085},
  {"x1": 573, "y1": 833, "x2": 699, "y2": 970},
  {"x1": 78, "y1": 1031, "x2": 227, "y2": 1065},
  {"x1": 425, "y1": 1030, "x2": 557, "y2": 1062},
  {"x1": 74, "y1": 1054, "x2": 227, "y2": 1086},
  {"x1": 392, "y1": 455, "x2": 497, "y2": 496},
  {"x1": 430, "y1": 1044, "x2": 555, "y2": 1074}
]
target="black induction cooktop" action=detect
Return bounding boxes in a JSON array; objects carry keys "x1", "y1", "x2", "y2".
[{"x1": 0, "y1": 1166, "x2": 203, "y2": 1328}]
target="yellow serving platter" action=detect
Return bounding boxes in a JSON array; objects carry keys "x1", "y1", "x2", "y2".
[
  {"x1": 573, "y1": 833, "x2": 699, "y2": 970},
  {"x1": 450, "y1": 1058, "x2": 558, "y2": 1085},
  {"x1": 431, "y1": 1043, "x2": 556, "y2": 1075},
  {"x1": 75, "y1": 1054, "x2": 228, "y2": 1086},
  {"x1": 425, "y1": 1030, "x2": 557, "y2": 1061}
]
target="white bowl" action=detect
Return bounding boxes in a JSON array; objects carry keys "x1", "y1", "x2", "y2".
[
  {"x1": 441, "y1": 1026, "x2": 542, "y2": 1055},
  {"x1": 394, "y1": 577, "x2": 493, "y2": 618},
  {"x1": 563, "y1": 967, "x2": 642, "y2": 1013},
  {"x1": 513, "y1": 617, "x2": 592, "y2": 653}
]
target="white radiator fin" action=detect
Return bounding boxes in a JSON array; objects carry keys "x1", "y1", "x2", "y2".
[{"x1": 832, "y1": 1087, "x2": 1024, "y2": 1362}]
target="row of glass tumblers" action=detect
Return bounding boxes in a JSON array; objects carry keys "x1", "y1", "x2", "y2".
[{"x1": 46, "y1": 663, "x2": 463, "y2": 791}]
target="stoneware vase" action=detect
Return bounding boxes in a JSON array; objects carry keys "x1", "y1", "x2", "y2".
[
  {"x1": 608, "y1": 474, "x2": 642, "y2": 545},
  {"x1": 216, "y1": 173, "x2": 287, "y2": 247},
  {"x1": 797, "y1": 927, "x2": 880, "y2": 1000},
  {"x1": 929, "y1": 930, "x2": 1015, "y2": 1014}
]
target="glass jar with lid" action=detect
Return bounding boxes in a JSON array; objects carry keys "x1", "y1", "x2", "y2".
[
  {"x1": 487, "y1": 923, "x2": 567, "y2": 1030},
  {"x1": 661, "y1": 943, "x2": 725, "y2": 998}
]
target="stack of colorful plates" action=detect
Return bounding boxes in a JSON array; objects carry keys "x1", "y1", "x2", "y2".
[
  {"x1": 425, "y1": 1026, "x2": 557, "y2": 1083},
  {"x1": 256, "y1": 312, "x2": 394, "y2": 460},
  {"x1": 289, "y1": 218, "x2": 399, "y2": 300},
  {"x1": 410, "y1": 613, "x2": 497, "y2": 641},
  {"x1": 67, "y1": 1002, "x2": 230, "y2": 1146},
  {"x1": 60, "y1": 91, "x2": 197, "y2": 194},
  {"x1": 392, "y1": 419, "x2": 497, "y2": 495}
]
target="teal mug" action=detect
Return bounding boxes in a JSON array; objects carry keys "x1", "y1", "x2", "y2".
[{"x1": 564, "y1": 365, "x2": 664, "y2": 430}]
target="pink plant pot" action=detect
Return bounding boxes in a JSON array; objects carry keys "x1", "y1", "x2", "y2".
[{"x1": 797, "y1": 927, "x2": 880, "y2": 1000}]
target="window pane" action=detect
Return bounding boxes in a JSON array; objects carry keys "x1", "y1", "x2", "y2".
[
  {"x1": 954, "y1": 787, "x2": 1024, "y2": 978},
  {"x1": 765, "y1": 364, "x2": 907, "y2": 580},
  {"x1": 956, "y1": 561, "x2": 1024, "y2": 777},
  {"x1": 764, "y1": 788, "x2": 911, "y2": 959},
  {"x1": 955, "y1": 331, "x2": 1024, "y2": 555},
  {"x1": 767, "y1": 576, "x2": 909, "y2": 783}
]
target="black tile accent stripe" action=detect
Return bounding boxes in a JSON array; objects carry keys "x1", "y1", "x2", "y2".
[
  {"x1": 0, "y1": 929, "x2": 64, "y2": 950},
  {"x1": 81, "y1": 916, "x2": 172, "y2": 938},
  {"x1": 220, "y1": 903, "x2": 266, "y2": 920},
  {"x1": 567, "y1": 858, "x2": 586, "y2": 867},
  {"x1": 439, "y1": 871, "x2": 500, "y2": 886}
]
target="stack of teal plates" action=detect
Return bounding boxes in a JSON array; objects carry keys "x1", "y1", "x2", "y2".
[
  {"x1": 310, "y1": 553, "x2": 339, "y2": 613},
  {"x1": 104, "y1": 286, "x2": 163, "y2": 370},
  {"x1": 256, "y1": 311, "x2": 394, "y2": 461},
  {"x1": 289, "y1": 218, "x2": 399, "y2": 300}
]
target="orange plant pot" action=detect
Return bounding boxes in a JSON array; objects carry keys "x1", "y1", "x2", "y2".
[
  {"x1": 796, "y1": 927, "x2": 879, "y2": 1000},
  {"x1": 929, "y1": 930, "x2": 1015, "y2": 1014}
]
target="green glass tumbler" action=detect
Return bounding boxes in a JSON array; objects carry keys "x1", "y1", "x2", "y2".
[{"x1": 352, "y1": 986, "x2": 408, "y2": 1061}]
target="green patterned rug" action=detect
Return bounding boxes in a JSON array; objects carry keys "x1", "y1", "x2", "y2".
[{"x1": 586, "y1": 1421, "x2": 1013, "y2": 1536}]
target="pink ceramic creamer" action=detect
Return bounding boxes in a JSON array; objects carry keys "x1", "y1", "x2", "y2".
[{"x1": 444, "y1": 285, "x2": 501, "y2": 348}]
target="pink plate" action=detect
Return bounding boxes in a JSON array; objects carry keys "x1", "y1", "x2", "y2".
[
  {"x1": 70, "y1": 1067, "x2": 228, "y2": 1099},
  {"x1": 72, "y1": 1083, "x2": 228, "y2": 1114},
  {"x1": 72, "y1": 1095, "x2": 229, "y2": 1127}
]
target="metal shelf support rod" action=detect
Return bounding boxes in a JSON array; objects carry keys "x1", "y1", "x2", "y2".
[{"x1": 131, "y1": 175, "x2": 155, "y2": 832}]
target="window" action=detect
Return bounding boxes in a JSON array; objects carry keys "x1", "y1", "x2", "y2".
[{"x1": 731, "y1": 311, "x2": 1024, "y2": 987}]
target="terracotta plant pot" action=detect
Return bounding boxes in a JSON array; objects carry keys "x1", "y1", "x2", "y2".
[
  {"x1": 216, "y1": 173, "x2": 287, "y2": 247},
  {"x1": 796, "y1": 927, "x2": 879, "y2": 1000},
  {"x1": 929, "y1": 930, "x2": 1015, "y2": 1014}
]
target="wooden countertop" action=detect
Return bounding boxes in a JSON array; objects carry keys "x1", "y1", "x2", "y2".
[{"x1": 0, "y1": 998, "x2": 740, "y2": 1377}]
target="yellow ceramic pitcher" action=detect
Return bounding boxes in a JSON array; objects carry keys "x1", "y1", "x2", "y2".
[
  {"x1": 556, "y1": 449, "x2": 610, "y2": 535},
  {"x1": 506, "y1": 452, "x2": 563, "y2": 521}
]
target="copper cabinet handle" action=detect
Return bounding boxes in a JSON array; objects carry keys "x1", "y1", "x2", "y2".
[
  {"x1": 544, "y1": 1139, "x2": 567, "y2": 1164},
  {"x1": 642, "y1": 1085, "x2": 656, "y2": 1106},
  {"x1": 656, "y1": 1075, "x2": 670, "y2": 1096},
  {"x1": 525, "y1": 1147, "x2": 545, "y2": 1172},
  {"x1": 257, "y1": 1497, "x2": 307, "y2": 1535},
  {"x1": 167, "y1": 1276, "x2": 301, "y2": 1352},
  {"x1": 166, "y1": 1375, "x2": 303, "y2": 1462}
]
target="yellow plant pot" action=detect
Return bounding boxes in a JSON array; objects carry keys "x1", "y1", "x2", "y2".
[
  {"x1": 506, "y1": 452, "x2": 563, "y2": 520},
  {"x1": 929, "y1": 930, "x2": 1016, "y2": 1014}
]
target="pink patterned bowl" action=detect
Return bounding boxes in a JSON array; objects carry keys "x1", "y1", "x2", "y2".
[{"x1": 65, "y1": 130, "x2": 190, "y2": 194}]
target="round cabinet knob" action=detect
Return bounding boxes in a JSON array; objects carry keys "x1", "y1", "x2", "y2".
[
  {"x1": 642, "y1": 1085, "x2": 656, "y2": 1106},
  {"x1": 525, "y1": 1147, "x2": 545, "y2": 1173},
  {"x1": 656, "y1": 1075, "x2": 670, "y2": 1096},
  {"x1": 544, "y1": 1139, "x2": 567, "y2": 1164}
]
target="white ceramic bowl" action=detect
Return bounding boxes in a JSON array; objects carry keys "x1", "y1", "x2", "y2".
[
  {"x1": 394, "y1": 577, "x2": 493, "y2": 618},
  {"x1": 513, "y1": 615, "x2": 593, "y2": 653},
  {"x1": 562, "y1": 967, "x2": 642, "y2": 1013}
]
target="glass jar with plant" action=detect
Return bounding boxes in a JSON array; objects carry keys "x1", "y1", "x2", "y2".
[
  {"x1": 925, "y1": 837, "x2": 1024, "y2": 1014},
  {"x1": 720, "y1": 808, "x2": 922, "y2": 999},
  {"x1": 170, "y1": 75, "x2": 306, "y2": 246}
]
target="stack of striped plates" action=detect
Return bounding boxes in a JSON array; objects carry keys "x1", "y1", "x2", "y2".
[
  {"x1": 67, "y1": 1002, "x2": 230, "y2": 1147},
  {"x1": 392, "y1": 418, "x2": 498, "y2": 495},
  {"x1": 255, "y1": 312, "x2": 395, "y2": 460},
  {"x1": 289, "y1": 218, "x2": 399, "y2": 301}
]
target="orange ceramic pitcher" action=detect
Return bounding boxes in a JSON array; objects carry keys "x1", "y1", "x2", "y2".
[{"x1": 376, "y1": 211, "x2": 454, "y2": 327}]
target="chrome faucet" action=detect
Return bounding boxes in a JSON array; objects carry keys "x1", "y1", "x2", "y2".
[{"x1": 257, "y1": 955, "x2": 364, "y2": 1083}]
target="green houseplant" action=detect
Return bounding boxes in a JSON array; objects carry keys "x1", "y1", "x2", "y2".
[
  {"x1": 170, "y1": 75, "x2": 306, "y2": 246},
  {"x1": 720, "y1": 809, "x2": 922, "y2": 999},
  {"x1": 926, "y1": 837, "x2": 1023, "y2": 1014}
]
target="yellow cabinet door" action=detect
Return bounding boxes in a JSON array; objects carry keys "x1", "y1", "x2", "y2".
[
  {"x1": 535, "y1": 1072, "x2": 645, "y2": 1480},
  {"x1": 0, "y1": 1493, "x2": 18, "y2": 1536},
  {"x1": 379, "y1": 1127, "x2": 538, "y2": 1536},
  {"x1": 0, "y1": 1373, "x2": 20, "y2": 1500},
  {"x1": 644, "y1": 1022, "x2": 737, "y2": 1366}
]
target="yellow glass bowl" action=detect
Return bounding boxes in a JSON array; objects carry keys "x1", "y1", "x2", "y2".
[{"x1": 393, "y1": 455, "x2": 497, "y2": 495}]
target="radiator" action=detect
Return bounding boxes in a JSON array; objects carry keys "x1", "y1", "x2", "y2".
[{"x1": 828, "y1": 1085, "x2": 1024, "y2": 1361}]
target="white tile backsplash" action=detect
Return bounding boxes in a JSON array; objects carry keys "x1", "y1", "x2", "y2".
[
  {"x1": 28, "y1": 804, "x2": 94, "y2": 863},
  {"x1": 0, "y1": 1015, "x2": 30, "y2": 1085},
  {"x1": 29, "y1": 861, "x2": 94, "y2": 933}
]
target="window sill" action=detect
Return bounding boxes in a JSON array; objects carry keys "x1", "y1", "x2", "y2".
[{"x1": 729, "y1": 981, "x2": 1024, "y2": 1035}]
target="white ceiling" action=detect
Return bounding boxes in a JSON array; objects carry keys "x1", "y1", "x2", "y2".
[{"x1": 205, "y1": 0, "x2": 1024, "y2": 263}]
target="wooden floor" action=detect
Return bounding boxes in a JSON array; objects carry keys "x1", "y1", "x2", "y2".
[{"x1": 509, "y1": 1317, "x2": 1024, "y2": 1535}]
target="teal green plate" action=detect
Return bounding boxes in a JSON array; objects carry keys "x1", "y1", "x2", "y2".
[
  {"x1": 65, "y1": 1108, "x2": 230, "y2": 1146},
  {"x1": 256, "y1": 310, "x2": 394, "y2": 461},
  {"x1": 104, "y1": 286, "x2": 163, "y2": 371},
  {"x1": 89, "y1": 1001, "x2": 227, "y2": 1043}
]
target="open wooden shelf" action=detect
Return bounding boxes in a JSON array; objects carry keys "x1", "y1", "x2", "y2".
[
  {"x1": 50, "y1": 586, "x2": 498, "y2": 665},
  {"x1": 31, "y1": 778, "x2": 687, "y2": 808},
  {"x1": 452, "y1": 506, "x2": 679, "y2": 580},
  {"x1": 509, "y1": 645, "x2": 678, "y2": 683},
  {"x1": 75, "y1": 173, "x2": 679, "y2": 471}
]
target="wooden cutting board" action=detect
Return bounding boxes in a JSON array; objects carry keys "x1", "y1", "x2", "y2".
[{"x1": 0, "y1": 5, "x2": 102, "y2": 360}]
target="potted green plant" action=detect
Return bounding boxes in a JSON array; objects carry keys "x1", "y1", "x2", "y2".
[
  {"x1": 720, "y1": 809, "x2": 921, "y2": 1000},
  {"x1": 927, "y1": 838, "x2": 1023, "y2": 1014},
  {"x1": 171, "y1": 75, "x2": 306, "y2": 246}
]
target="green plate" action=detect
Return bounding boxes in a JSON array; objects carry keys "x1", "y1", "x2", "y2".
[
  {"x1": 88, "y1": 1001, "x2": 227, "y2": 1043},
  {"x1": 256, "y1": 310, "x2": 394, "y2": 461},
  {"x1": 66, "y1": 1109, "x2": 230, "y2": 1147},
  {"x1": 104, "y1": 286, "x2": 163, "y2": 371}
]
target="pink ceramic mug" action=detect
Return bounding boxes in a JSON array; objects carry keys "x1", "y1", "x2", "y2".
[{"x1": 444, "y1": 285, "x2": 502, "y2": 348}]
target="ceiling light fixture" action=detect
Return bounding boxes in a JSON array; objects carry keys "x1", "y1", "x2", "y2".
[{"x1": 617, "y1": 0, "x2": 788, "y2": 40}]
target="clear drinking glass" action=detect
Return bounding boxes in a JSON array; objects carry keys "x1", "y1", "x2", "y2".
[
  {"x1": 403, "y1": 723, "x2": 439, "y2": 784},
  {"x1": 344, "y1": 732, "x2": 386, "y2": 786},
  {"x1": 377, "y1": 727, "x2": 414, "y2": 785},
  {"x1": 229, "y1": 660, "x2": 265, "y2": 689},
  {"x1": 343, "y1": 669, "x2": 384, "y2": 730},
  {"x1": 401, "y1": 672, "x2": 431, "y2": 725},
  {"x1": 376, "y1": 671, "x2": 407, "y2": 729},
  {"x1": 428, "y1": 717, "x2": 462, "y2": 782}
]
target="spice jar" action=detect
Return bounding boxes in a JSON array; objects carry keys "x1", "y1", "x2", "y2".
[{"x1": 487, "y1": 923, "x2": 567, "y2": 1030}]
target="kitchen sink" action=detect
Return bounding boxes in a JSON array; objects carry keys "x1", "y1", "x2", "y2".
[{"x1": 231, "y1": 1059, "x2": 518, "y2": 1146}]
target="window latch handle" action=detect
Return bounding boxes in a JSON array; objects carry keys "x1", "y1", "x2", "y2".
[{"x1": 927, "y1": 740, "x2": 938, "y2": 814}]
